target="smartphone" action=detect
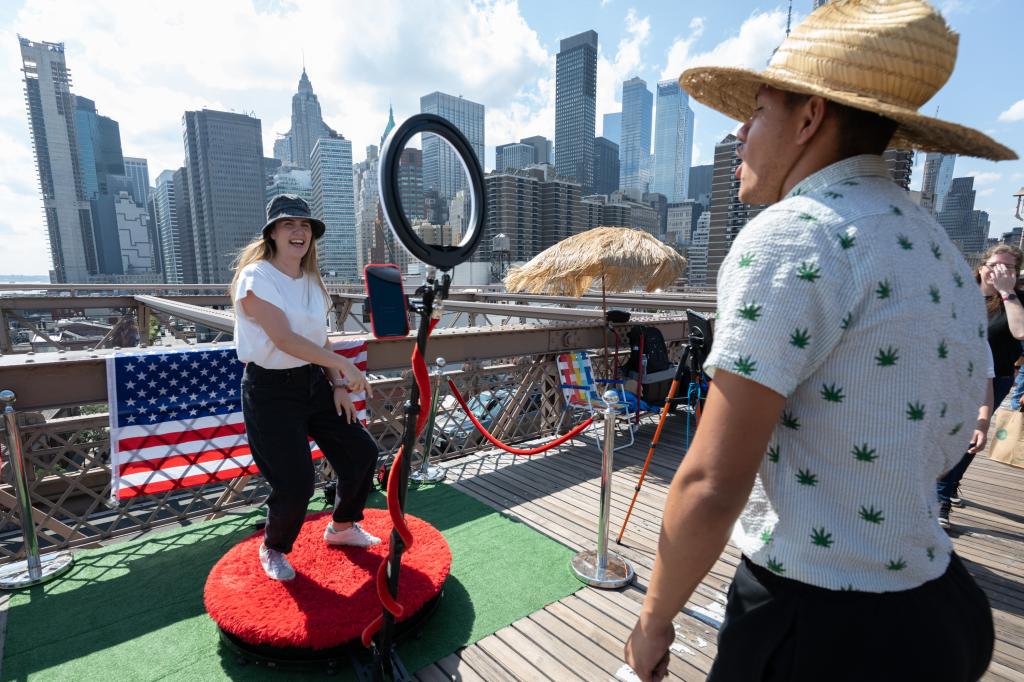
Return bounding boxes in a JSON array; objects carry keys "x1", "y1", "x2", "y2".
[{"x1": 364, "y1": 264, "x2": 410, "y2": 339}]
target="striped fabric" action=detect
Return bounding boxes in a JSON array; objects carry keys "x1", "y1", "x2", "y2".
[{"x1": 107, "y1": 340, "x2": 368, "y2": 501}]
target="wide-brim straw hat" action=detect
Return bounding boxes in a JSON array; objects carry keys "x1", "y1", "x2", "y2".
[{"x1": 679, "y1": 0, "x2": 1017, "y2": 161}]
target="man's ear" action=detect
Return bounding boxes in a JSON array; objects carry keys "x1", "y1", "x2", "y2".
[{"x1": 795, "y1": 95, "x2": 828, "y2": 146}]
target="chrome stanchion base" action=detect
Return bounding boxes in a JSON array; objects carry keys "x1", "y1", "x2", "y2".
[
  {"x1": 410, "y1": 465, "x2": 446, "y2": 483},
  {"x1": 570, "y1": 549, "x2": 634, "y2": 589},
  {"x1": 0, "y1": 551, "x2": 73, "y2": 590}
]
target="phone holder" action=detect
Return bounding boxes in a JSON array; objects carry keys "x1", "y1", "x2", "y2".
[{"x1": 378, "y1": 114, "x2": 486, "y2": 271}]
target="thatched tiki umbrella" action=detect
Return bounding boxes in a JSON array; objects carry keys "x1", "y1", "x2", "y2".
[{"x1": 504, "y1": 226, "x2": 687, "y2": 375}]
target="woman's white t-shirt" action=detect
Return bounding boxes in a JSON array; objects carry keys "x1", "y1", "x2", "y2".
[{"x1": 233, "y1": 260, "x2": 328, "y2": 369}]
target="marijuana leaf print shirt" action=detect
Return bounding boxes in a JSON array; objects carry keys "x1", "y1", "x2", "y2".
[{"x1": 704, "y1": 155, "x2": 988, "y2": 592}]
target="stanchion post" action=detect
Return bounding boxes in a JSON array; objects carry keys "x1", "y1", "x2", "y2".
[
  {"x1": 411, "y1": 357, "x2": 446, "y2": 483},
  {"x1": 0, "y1": 390, "x2": 73, "y2": 589},
  {"x1": 570, "y1": 389, "x2": 635, "y2": 588}
]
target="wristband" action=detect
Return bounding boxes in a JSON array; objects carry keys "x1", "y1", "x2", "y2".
[
  {"x1": 332, "y1": 380, "x2": 348, "y2": 389},
  {"x1": 1001, "y1": 292, "x2": 1017, "y2": 301}
]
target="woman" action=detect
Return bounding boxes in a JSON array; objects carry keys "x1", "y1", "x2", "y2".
[
  {"x1": 939, "y1": 243, "x2": 1024, "y2": 529},
  {"x1": 231, "y1": 194, "x2": 380, "y2": 581}
]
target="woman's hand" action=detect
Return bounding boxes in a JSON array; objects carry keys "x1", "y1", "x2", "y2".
[
  {"x1": 987, "y1": 263, "x2": 1018, "y2": 295},
  {"x1": 340, "y1": 361, "x2": 373, "y2": 397},
  {"x1": 334, "y1": 387, "x2": 357, "y2": 424}
]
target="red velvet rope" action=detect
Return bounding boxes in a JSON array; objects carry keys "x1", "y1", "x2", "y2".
[
  {"x1": 446, "y1": 378, "x2": 594, "y2": 456},
  {"x1": 361, "y1": 317, "x2": 438, "y2": 648}
]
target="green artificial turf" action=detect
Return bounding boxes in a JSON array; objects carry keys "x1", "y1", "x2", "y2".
[{"x1": 1, "y1": 482, "x2": 581, "y2": 680}]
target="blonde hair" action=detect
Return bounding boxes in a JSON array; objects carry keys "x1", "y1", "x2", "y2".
[{"x1": 229, "y1": 231, "x2": 331, "y2": 306}]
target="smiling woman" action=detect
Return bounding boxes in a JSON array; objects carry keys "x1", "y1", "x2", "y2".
[{"x1": 229, "y1": 193, "x2": 381, "y2": 583}]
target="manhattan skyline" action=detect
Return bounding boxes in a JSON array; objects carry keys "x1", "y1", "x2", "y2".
[{"x1": 1, "y1": 0, "x2": 1022, "y2": 276}]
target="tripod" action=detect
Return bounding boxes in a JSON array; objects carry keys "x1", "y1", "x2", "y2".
[{"x1": 616, "y1": 312, "x2": 710, "y2": 544}]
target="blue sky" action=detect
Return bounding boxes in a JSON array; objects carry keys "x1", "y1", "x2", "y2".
[{"x1": 1, "y1": 0, "x2": 1021, "y2": 276}]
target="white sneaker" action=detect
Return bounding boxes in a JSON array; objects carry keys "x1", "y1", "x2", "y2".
[
  {"x1": 324, "y1": 522, "x2": 381, "y2": 547},
  {"x1": 259, "y1": 543, "x2": 295, "y2": 581}
]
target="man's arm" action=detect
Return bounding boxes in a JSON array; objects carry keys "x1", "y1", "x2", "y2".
[{"x1": 624, "y1": 369, "x2": 785, "y2": 682}]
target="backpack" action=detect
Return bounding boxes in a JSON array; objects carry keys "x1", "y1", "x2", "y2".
[{"x1": 624, "y1": 325, "x2": 671, "y2": 375}]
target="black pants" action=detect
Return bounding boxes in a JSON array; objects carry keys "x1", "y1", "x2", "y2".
[
  {"x1": 242, "y1": 363, "x2": 378, "y2": 554},
  {"x1": 707, "y1": 554, "x2": 994, "y2": 682}
]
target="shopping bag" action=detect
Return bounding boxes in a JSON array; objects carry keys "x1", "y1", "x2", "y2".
[{"x1": 988, "y1": 407, "x2": 1024, "y2": 469}]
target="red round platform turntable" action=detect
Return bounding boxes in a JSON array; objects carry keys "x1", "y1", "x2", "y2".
[{"x1": 204, "y1": 508, "x2": 451, "y2": 665}]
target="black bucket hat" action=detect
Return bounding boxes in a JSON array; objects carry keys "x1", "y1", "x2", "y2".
[{"x1": 261, "y1": 194, "x2": 326, "y2": 240}]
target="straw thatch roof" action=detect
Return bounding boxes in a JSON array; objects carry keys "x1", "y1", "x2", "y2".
[{"x1": 504, "y1": 227, "x2": 687, "y2": 297}]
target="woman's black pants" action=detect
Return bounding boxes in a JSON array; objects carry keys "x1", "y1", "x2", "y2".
[{"x1": 241, "y1": 363, "x2": 378, "y2": 554}]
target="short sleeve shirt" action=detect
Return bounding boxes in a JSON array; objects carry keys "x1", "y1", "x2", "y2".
[
  {"x1": 704, "y1": 155, "x2": 988, "y2": 592},
  {"x1": 232, "y1": 261, "x2": 329, "y2": 369}
]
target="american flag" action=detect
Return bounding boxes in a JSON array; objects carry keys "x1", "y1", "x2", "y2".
[{"x1": 107, "y1": 340, "x2": 368, "y2": 501}]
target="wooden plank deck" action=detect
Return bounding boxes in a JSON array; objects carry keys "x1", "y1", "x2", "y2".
[{"x1": 414, "y1": 413, "x2": 1024, "y2": 681}]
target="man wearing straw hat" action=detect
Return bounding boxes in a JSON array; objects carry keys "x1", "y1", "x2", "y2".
[{"x1": 624, "y1": 1, "x2": 1016, "y2": 680}]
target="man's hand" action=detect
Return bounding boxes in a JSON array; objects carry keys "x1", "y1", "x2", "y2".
[
  {"x1": 967, "y1": 424, "x2": 988, "y2": 454},
  {"x1": 334, "y1": 388, "x2": 357, "y2": 423},
  {"x1": 624, "y1": 613, "x2": 674, "y2": 682}
]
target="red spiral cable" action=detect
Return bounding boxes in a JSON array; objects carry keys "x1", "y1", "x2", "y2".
[
  {"x1": 361, "y1": 318, "x2": 438, "y2": 648},
  {"x1": 446, "y1": 379, "x2": 594, "y2": 456}
]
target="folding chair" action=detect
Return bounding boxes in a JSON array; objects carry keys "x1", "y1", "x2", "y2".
[{"x1": 556, "y1": 351, "x2": 637, "y2": 451}]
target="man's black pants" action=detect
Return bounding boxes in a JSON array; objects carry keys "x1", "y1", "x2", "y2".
[
  {"x1": 241, "y1": 362, "x2": 378, "y2": 554},
  {"x1": 707, "y1": 554, "x2": 994, "y2": 681}
]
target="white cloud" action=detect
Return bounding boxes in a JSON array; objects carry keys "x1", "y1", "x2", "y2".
[
  {"x1": 1, "y1": 0, "x2": 552, "y2": 275},
  {"x1": 660, "y1": 9, "x2": 789, "y2": 80},
  {"x1": 966, "y1": 171, "x2": 1002, "y2": 186},
  {"x1": 941, "y1": 0, "x2": 970, "y2": 15},
  {"x1": 998, "y1": 99, "x2": 1024, "y2": 123},
  {"x1": 596, "y1": 8, "x2": 651, "y2": 119},
  {"x1": 978, "y1": 188, "x2": 994, "y2": 197}
]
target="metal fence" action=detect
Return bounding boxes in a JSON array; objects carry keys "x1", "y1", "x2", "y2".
[{"x1": 0, "y1": 312, "x2": 688, "y2": 563}]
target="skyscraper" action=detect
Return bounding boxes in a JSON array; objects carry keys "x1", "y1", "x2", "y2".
[
  {"x1": 652, "y1": 80, "x2": 694, "y2": 203},
  {"x1": 277, "y1": 69, "x2": 338, "y2": 170},
  {"x1": 520, "y1": 136, "x2": 552, "y2": 165},
  {"x1": 687, "y1": 164, "x2": 714, "y2": 209},
  {"x1": 555, "y1": 30, "x2": 598, "y2": 194},
  {"x1": 921, "y1": 152, "x2": 956, "y2": 215},
  {"x1": 619, "y1": 77, "x2": 653, "y2": 193},
  {"x1": 397, "y1": 148, "x2": 424, "y2": 221},
  {"x1": 172, "y1": 166, "x2": 197, "y2": 283},
  {"x1": 688, "y1": 212, "x2": 711, "y2": 287},
  {"x1": 123, "y1": 157, "x2": 150, "y2": 207},
  {"x1": 939, "y1": 177, "x2": 986, "y2": 255},
  {"x1": 183, "y1": 109, "x2": 265, "y2": 283},
  {"x1": 74, "y1": 96, "x2": 124, "y2": 200},
  {"x1": 20, "y1": 37, "x2": 96, "y2": 282},
  {"x1": 311, "y1": 135, "x2": 356, "y2": 282},
  {"x1": 707, "y1": 134, "x2": 766, "y2": 283},
  {"x1": 495, "y1": 142, "x2": 535, "y2": 172},
  {"x1": 482, "y1": 171, "x2": 537, "y2": 264},
  {"x1": 420, "y1": 92, "x2": 485, "y2": 202},
  {"x1": 592, "y1": 136, "x2": 620, "y2": 195},
  {"x1": 153, "y1": 170, "x2": 184, "y2": 283},
  {"x1": 603, "y1": 112, "x2": 621, "y2": 146},
  {"x1": 266, "y1": 168, "x2": 313, "y2": 206},
  {"x1": 883, "y1": 149, "x2": 914, "y2": 190}
]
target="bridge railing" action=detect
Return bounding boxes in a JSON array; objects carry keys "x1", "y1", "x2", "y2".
[{"x1": 0, "y1": 315, "x2": 688, "y2": 562}]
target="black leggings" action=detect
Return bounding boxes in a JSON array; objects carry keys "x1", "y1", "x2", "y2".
[{"x1": 242, "y1": 363, "x2": 378, "y2": 554}]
